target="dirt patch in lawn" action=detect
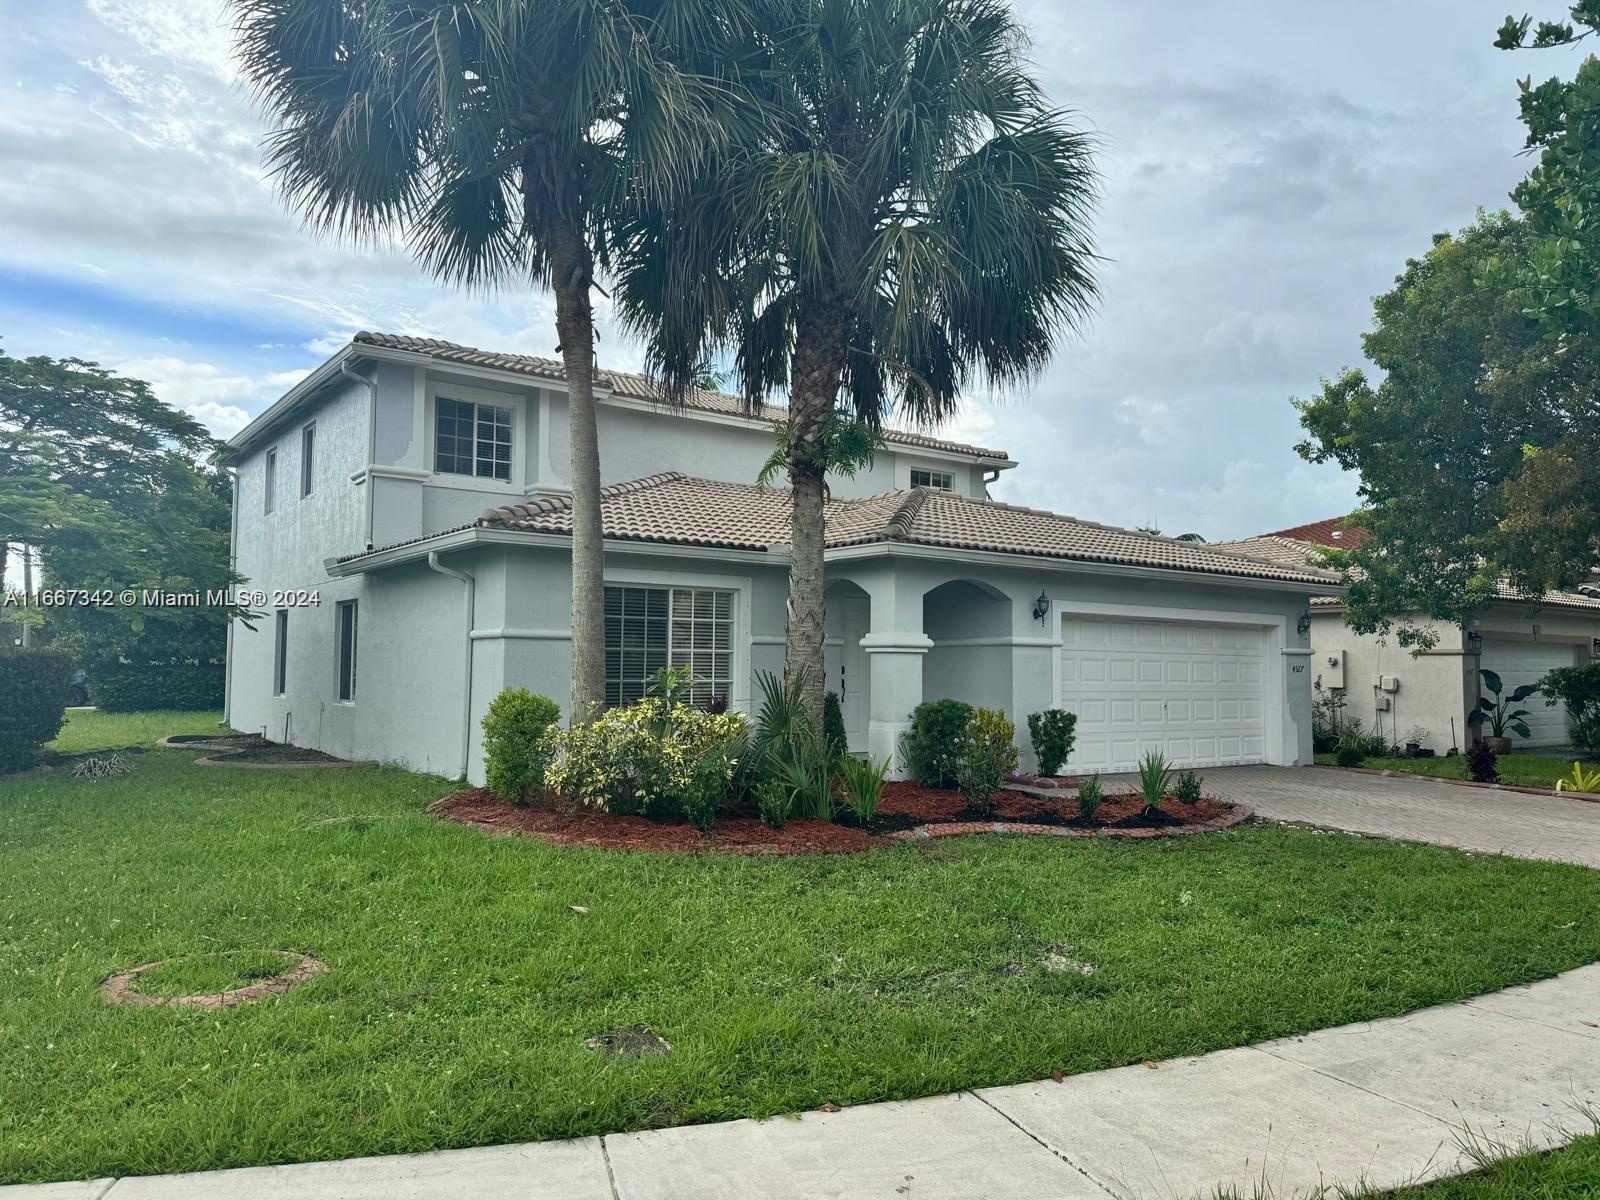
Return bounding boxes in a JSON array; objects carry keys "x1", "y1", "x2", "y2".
[
  {"x1": 172, "y1": 732, "x2": 369, "y2": 769},
  {"x1": 430, "y1": 789, "x2": 877, "y2": 855},
  {"x1": 432, "y1": 783, "x2": 1248, "y2": 854},
  {"x1": 100, "y1": 951, "x2": 328, "y2": 1010}
]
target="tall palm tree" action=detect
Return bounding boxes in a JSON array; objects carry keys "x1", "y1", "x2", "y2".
[
  {"x1": 616, "y1": 0, "x2": 1099, "y2": 726},
  {"x1": 231, "y1": 0, "x2": 742, "y2": 716}
]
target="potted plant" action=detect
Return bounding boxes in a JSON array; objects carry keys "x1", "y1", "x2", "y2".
[{"x1": 1466, "y1": 669, "x2": 1537, "y2": 756}]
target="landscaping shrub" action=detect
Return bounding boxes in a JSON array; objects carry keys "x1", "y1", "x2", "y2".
[
  {"x1": 1026, "y1": 709, "x2": 1077, "y2": 776},
  {"x1": 953, "y1": 707, "x2": 1018, "y2": 817},
  {"x1": 750, "y1": 670, "x2": 836, "y2": 820},
  {"x1": 1539, "y1": 664, "x2": 1600, "y2": 757},
  {"x1": 1465, "y1": 740, "x2": 1499, "y2": 784},
  {"x1": 481, "y1": 689, "x2": 562, "y2": 804},
  {"x1": 0, "y1": 647, "x2": 69, "y2": 773},
  {"x1": 1135, "y1": 750, "x2": 1173, "y2": 814},
  {"x1": 823, "y1": 691, "x2": 848, "y2": 760},
  {"x1": 1077, "y1": 773, "x2": 1103, "y2": 821},
  {"x1": 756, "y1": 778, "x2": 792, "y2": 830},
  {"x1": 1175, "y1": 769, "x2": 1203, "y2": 805},
  {"x1": 545, "y1": 695, "x2": 745, "y2": 819},
  {"x1": 902, "y1": 698, "x2": 974, "y2": 787},
  {"x1": 1334, "y1": 746, "x2": 1364, "y2": 769},
  {"x1": 91, "y1": 660, "x2": 224, "y2": 712},
  {"x1": 837, "y1": 754, "x2": 889, "y2": 824},
  {"x1": 682, "y1": 748, "x2": 731, "y2": 832}
]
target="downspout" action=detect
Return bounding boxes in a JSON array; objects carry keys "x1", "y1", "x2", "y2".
[
  {"x1": 340, "y1": 359, "x2": 379, "y2": 549},
  {"x1": 981, "y1": 467, "x2": 1001, "y2": 499},
  {"x1": 427, "y1": 551, "x2": 476, "y2": 781}
]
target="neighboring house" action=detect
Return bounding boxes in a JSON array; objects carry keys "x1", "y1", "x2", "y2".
[
  {"x1": 1216, "y1": 520, "x2": 1600, "y2": 754},
  {"x1": 222, "y1": 333, "x2": 1341, "y2": 783}
]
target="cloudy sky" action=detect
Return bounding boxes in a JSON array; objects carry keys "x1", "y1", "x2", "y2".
[{"x1": 0, "y1": 1, "x2": 1583, "y2": 540}]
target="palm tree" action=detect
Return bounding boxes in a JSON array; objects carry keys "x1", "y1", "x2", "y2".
[
  {"x1": 616, "y1": 0, "x2": 1099, "y2": 726},
  {"x1": 231, "y1": 0, "x2": 742, "y2": 716}
]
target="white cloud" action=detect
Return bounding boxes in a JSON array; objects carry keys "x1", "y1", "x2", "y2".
[{"x1": 113, "y1": 355, "x2": 305, "y2": 437}]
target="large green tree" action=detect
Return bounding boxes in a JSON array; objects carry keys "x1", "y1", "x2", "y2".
[
  {"x1": 1294, "y1": 10, "x2": 1600, "y2": 638},
  {"x1": 231, "y1": 0, "x2": 743, "y2": 716},
  {"x1": 616, "y1": 0, "x2": 1099, "y2": 725},
  {"x1": 0, "y1": 346, "x2": 234, "y2": 670}
]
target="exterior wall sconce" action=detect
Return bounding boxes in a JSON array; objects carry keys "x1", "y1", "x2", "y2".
[
  {"x1": 1466, "y1": 630, "x2": 1483, "y2": 653},
  {"x1": 1296, "y1": 611, "x2": 1312, "y2": 638},
  {"x1": 1033, "y1": 589, "x2": 1052, "y2": 624}
]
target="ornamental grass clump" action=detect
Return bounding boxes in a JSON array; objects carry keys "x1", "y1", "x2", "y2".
[
  {"x1": 954, "y1": 707, "x2": 1019, "y2": 818},
  {"x1": 1135, "y1": 751, "x2": 1173, "y2": 815},
  {"x1": 836, "y1": 754, "x2": 890, "y2": 824},
  {"x1": 1076, "y1": 773, "x2": 1104, "y2": 821}
]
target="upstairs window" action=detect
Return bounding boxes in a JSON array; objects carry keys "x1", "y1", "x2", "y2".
[
  {"x1": 264, "y1": 449, "x2": 277, "y2": 513},
  {"x1": 604, "y1": 585, "x2": 733, "y2": 708},
  {"x1": 435, "y1": 397, "x2": 512, "y2": 482},
  {"x1": 300, "y1": 423, "x2": 316, "y2": 497},
  {"x1": 910, "y1": 468, "x2": 954, "y2": 491}
]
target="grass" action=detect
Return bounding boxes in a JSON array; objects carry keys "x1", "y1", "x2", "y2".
[
  {"x1": 4, "y1": 712, "x2": 1600, "y2": 1184},
  {"x1": 129, "y1": 951, "x2": 311, "y2": 999},
  {"x1": 1367, "y1": 1128, "x2": 1600, "y2": 1197},
  {"x1": 1314, "y1": 752, "x2": 1598, "y2": 790},
  {"x1": 45, "y1": 709, "x2": 228, "y2": 756}
]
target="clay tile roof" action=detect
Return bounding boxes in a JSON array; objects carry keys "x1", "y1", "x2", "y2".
[
  {"x1": 1260, "y1": 516, "x2": 1369, "y2": 549},
  {"x1": 352, "y1": 332, "x2": 1011, "y2": 461},
  {"x1": 465, "y1": 474, "x2": 1343, "y2": 585}
]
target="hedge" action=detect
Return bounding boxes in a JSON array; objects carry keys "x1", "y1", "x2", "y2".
[
  {"x1": 0, "y1": 647, "x2": 69, "y2": 773},
  {"x1": 90, "y1": 661, "x2": 226, "y2": 713}
]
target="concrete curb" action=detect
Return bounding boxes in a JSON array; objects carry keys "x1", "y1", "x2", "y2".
[{"x1": 890, "y1": 803, "x2": 1253, "y2": 841}]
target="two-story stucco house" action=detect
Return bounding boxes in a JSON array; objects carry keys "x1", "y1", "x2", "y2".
[{"x1": 222, "y1": 332, "x2": 1341, "y2": 784}]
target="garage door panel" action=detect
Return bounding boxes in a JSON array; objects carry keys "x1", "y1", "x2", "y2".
[
  {"x1": 1480, "y1": 639, "x2": 1580, "y2": 747},
  {"x1": 1061, "y1": 616, "x2": 1269, "y2": 773}
]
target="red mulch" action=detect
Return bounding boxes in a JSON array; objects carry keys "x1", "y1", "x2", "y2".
[
  {"x1": 431, "y1": 782, "x2": 1241, "y2": 855},
  {"x1": 877, "y1": 780, "x2": 1235, "y2": 829},
  {"x1": 430, "y1": 789, "x2": 876, "y2": 855}
]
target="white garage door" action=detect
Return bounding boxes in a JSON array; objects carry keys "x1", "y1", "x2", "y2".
[
  {"x1": 1479, "y1": 639, "x2": 1579, "y2": 748},
  {"x1": 1059, "y1": 617, "x2": 1268, "y2": 773}
]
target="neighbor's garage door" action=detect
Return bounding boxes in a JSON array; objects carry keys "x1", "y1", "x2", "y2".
[
  {"x1": 1059, "y1": 617, "x2": 1268, "y2": 773},
  {"x1": 1479, "y1": 638, "x2": 1579, "y2": 748}
]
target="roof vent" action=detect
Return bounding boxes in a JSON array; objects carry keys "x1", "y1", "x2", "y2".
[{"x1": 1330, "y1": 530, "x2": 1343, "y2": 539}]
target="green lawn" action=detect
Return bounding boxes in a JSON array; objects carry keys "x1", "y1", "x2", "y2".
[
  {"x1": 1314, "y1": 752, "x2": 1597, "y2": 790},
  {"x1": 4, "y1": 713, "x2": 1600, "y2": 1185},
  {"x1": 1363, "y1": 1128, "x2": 1600, "y2": 1198},
  {"x1": 44, "y1": 709, "x2": 229, "y2": 755}
]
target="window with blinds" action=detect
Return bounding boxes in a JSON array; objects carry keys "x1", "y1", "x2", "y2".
[{"x1": 604, "y1": 585, "x2": 734, "y2": 707}]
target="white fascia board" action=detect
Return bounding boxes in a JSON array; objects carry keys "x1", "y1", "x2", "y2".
[
  {"x1": 823, "y1": 539, "x2": 1346, "y2": 596},
  {"x1": 326, "y1": 526, "x2": 784, "y2": 576}
]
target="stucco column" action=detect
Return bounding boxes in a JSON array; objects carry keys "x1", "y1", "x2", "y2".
[
  {"x1": 862, "y1": 633, "x2": 932, "y2": 777},
  {"x1": 1009, "y1": 640, "x2": 1059, "y2": 771}
]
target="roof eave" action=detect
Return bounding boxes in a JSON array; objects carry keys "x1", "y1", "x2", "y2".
[{"x1": 223, "y1": 343, "x2": 358, "y2": 460}]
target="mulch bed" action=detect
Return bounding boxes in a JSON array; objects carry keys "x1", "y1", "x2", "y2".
[
  {"x1": 430, "y1": 781, "x2": 1248, "y2": 855},
  {"x1": 165, "y1": 732, "x2": 371, "y2": 769},
  {"x1": 430, "y1": 789, "x2": 875, "y2": 855}
]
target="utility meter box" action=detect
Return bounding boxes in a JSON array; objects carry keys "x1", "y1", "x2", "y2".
[
  {"x1": 1380, "y1": 675, "x2": 1400, "y2": 694},
  {"x1": 1321, "y1": 650, "x2": 1346, "y2": 690}
]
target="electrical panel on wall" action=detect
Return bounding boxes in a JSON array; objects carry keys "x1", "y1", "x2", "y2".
[{"x1": 1321, "y1": 650, "x2": 1345, "y2": 690}]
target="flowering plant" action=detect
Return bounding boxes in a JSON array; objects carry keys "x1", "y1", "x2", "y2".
[{"x1": 954, "y1": 707, "x2": 1018, "y2": 817}]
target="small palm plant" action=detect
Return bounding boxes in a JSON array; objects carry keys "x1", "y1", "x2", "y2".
[
  {"x1": 1555, "y1": 762, "x2": 1600, "y2": 794},
  {"x1": 1136, "y1": 751, "x2": 1173, "y2": 815}
]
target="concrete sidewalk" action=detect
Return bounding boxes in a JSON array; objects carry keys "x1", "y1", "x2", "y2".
[{"x1": 12, "y1": 962, "x2": 1600, "y2": 1200}]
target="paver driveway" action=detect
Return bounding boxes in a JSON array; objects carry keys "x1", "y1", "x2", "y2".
[{"x1": 1198, "y1": 764, "x2": 1600, "y2": 868}]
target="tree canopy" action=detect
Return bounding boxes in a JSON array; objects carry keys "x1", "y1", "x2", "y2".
[
  {"x1": 0, "y1": 345, "x2": 234, "y2": 667},
  {"x1": 1293, "y1": 10, "x2": 1600, "y2": 638}
]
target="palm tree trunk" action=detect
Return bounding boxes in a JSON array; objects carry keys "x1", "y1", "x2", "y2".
[
  {"x1": 551, "y1": 220, "x2": 606, "y2": 719},
  {"x1": 785, "y1": 303, "x2": 850, "y2": 731}
]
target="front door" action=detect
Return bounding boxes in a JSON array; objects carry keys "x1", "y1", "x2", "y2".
[{"x1": 824, "y1": 595, "x2": 870, "y2": 752}]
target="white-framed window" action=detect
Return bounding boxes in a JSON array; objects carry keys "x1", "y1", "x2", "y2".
[
  {"x1": 264, "y1": 449, "x2": 277, "y2": 514},
  {"x1": 335, "y1": 600, "x2": 358, "y2": 701},
  {"x1": 300, "y1": 423, "x2": 316, "y2": 497},
  {"x1": 604, "y1": 585, "x2": 734, "y2": 707},
  {"x1": 434, "y1": 396, "x2": 512, "y2": 481},
  {"x1": 910, "y1": 467, "x2": 954, "y2": 491},
  {"x1": 272, "y1": 609, "x2": 288, "y2": 696}
]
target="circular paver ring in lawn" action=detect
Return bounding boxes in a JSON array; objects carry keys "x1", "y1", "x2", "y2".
[{"x1": 100, "y1": 951, "x2": 328, "y2": 1010}]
